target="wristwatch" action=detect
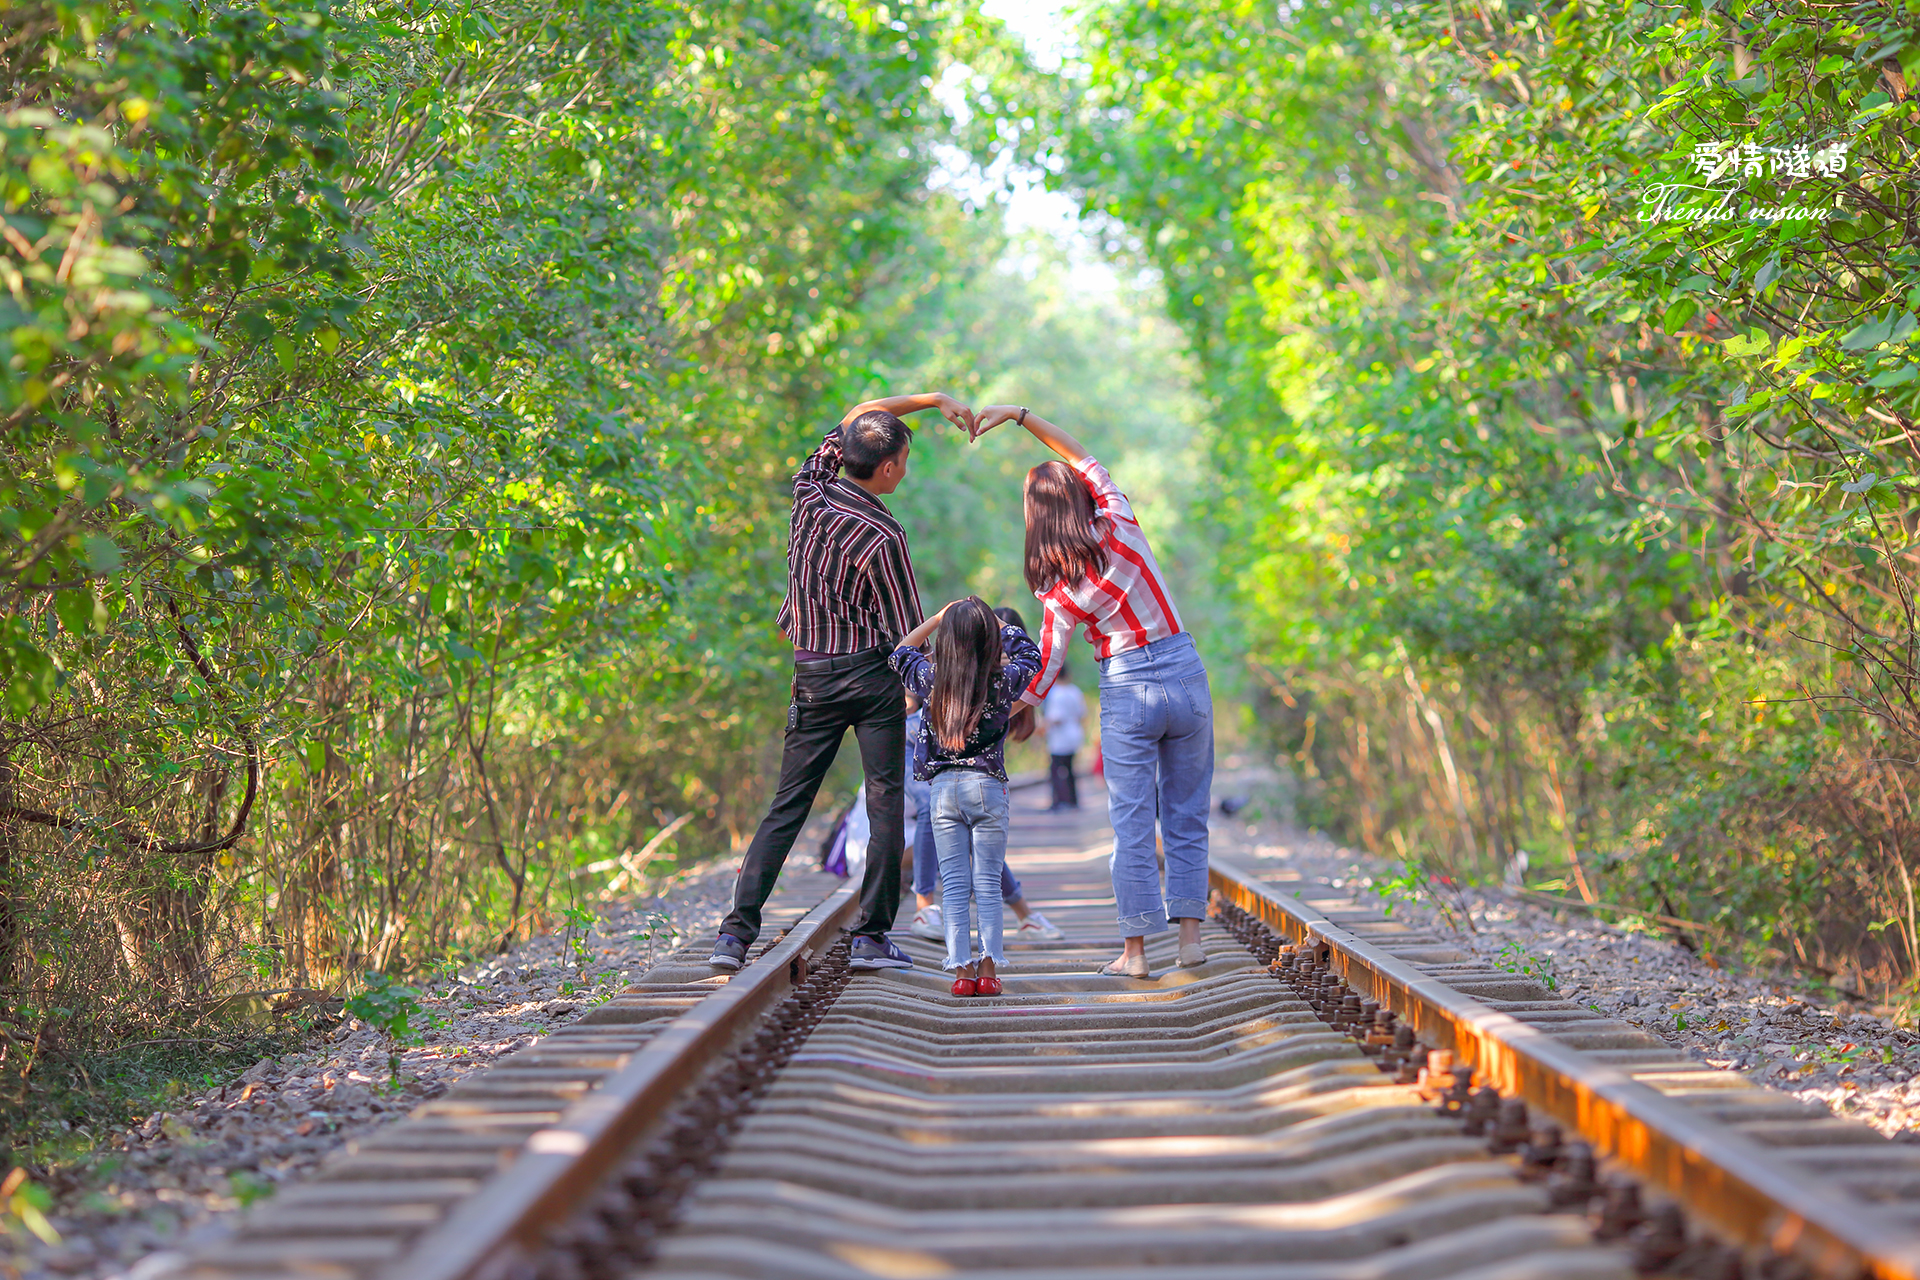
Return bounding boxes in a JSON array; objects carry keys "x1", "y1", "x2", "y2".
[{"x1": 1017, "y1": 406, "x2": 1029, "y2": 425}]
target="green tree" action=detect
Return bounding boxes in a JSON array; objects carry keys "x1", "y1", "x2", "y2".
[{"x1": 1052, "y1": 0, "x2": 1920, "y2": 993}]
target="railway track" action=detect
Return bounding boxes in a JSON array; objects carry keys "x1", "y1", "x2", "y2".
[{"x1": 163, "y1": 786, "x2": 1920, "y2": 1280}]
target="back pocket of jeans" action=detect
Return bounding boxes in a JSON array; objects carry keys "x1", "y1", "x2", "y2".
[
  {"x1": 1180, "y1": 672, "x2": 1212, "y2": 723},
  {"x1": 1100, "y1": 683, "x2": 1146, "y2": 735}
]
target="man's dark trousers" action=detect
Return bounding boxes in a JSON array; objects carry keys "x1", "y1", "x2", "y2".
[{"x1": 720, "y1": 647, "x2": 904, "y2": 947}]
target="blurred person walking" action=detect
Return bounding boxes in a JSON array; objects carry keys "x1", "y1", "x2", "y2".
[{"x1": 1043, "y1": 662, "x2": 1086, "y2": 811}]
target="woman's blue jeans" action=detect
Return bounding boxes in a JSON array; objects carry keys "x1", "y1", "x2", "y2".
[
  {"x1": 1098, "y1": 631, "x2": 1213, "y2": 937},
  {"x1": 930, "y1": 770, "x2": 1011, "y2": 969}
]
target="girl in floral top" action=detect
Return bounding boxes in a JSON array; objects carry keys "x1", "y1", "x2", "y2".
[{"x1": 889, "y1": 597, "x2": 1043, "y2": 996}]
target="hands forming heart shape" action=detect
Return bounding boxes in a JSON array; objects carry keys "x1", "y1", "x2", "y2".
[
  {"x1": 927, "y1": 393, "x2": 976, "y2": 438},
  {"x1": 926, "y1": 394, "x2": 1032, "y2": 444}
]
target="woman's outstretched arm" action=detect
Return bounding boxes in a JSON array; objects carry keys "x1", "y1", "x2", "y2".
[{"x1": 971, "y1": 405, "x2": 1090, "y2": 463}]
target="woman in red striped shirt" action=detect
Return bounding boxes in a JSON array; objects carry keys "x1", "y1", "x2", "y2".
[{"x1": 972, "y1": 404, "x2": 1213, "y2": 979}]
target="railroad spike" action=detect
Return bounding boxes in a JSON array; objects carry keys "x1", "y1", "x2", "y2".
[
  {"x1": 1434, "y1": 1061, "x2": 1475, "y2": 1114},
  {"x1": 1549, "y1": 1141, "x2": 1600, "y2": 1209},
  {"x1": 1461, "y1": 1084, "x2": 1501, "y2": 1136},
  {"x1": 1488, "y1": 1096, "x2": 1530, "y2": 1154},
  {"x1": 1363, "y1": 1008, "x2": 1394, "y2": 1057},
  {"x1": 1629, "y1": 1202, "x2": 1689, "y2": 1273},
  {"x1": 1590, "y1": 1177, "x2": 1647, "y2": 1241},
  {"x1": 1387, "y1": 1021, "x2": 1416, "y2": 1061},
  {"x1": 1519, "y1": 1119, "x2": 1564, "y2": 1179}
]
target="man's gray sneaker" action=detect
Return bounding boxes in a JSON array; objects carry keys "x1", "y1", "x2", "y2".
[
  {"x1": 848, "y1": 935, "x2": 913, "y2": 970},
  {"x1": 708, "y1": 933, "x2": 749, "y2": 971}
]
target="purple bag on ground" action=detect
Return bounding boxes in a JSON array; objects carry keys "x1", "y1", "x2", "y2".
[{"x1": 821, "y1": 802, "x2": 853, "y2": 877}]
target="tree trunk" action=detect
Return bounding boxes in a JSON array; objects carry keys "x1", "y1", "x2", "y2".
[{"x1": 0, "y1": 750, "x2": 17, "y2": 988}]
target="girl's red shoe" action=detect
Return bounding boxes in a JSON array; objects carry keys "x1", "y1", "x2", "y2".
[
  {"x1": 975, "y1": 972, "x2": 1002, "y2": 997},
  {"x1": 950, "y1": 976, "x2": 978, "y2": 996}
]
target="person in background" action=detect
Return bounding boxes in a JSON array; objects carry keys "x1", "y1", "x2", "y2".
[
  {"x1": 996, "y1": 606, "x2": 1040, "y2": 752},
  {"x1": 902, "y1": 689, "x2": 933, "y2": 884},
  {"x1": 1043, "y1": 660, "x2": 1086, "y2": 811},
  {"x1": 988, "y1": 606, "x2": 1063, "y2": 939}
]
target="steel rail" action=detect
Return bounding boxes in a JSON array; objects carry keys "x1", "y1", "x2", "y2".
[
  {"x1": 383, "y1": 880, "x2": 861, "y2": 1280},
  {"x1": 1211, "y1": 855, "x2": 1920, "y2": 1280}
]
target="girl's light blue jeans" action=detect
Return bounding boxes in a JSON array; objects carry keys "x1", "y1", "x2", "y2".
[
  {"x1": 911, "y1": 780, "x2": 1021, "y2": 903},
  {"x1": 930, "y1": 769, "x2": 1011, "y2": 969},
  {"x1": 1098, "y1": 631, "x2": 1213, "y2": 937}
]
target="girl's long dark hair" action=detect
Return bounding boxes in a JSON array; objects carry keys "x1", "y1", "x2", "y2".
[
  {"x1": 929, "y1": 596, "x2": 1003, "y2": 752},
  {"x1": 994, "y1": 606, "x2": 1037, "y2": 744},
  {"x1": 1024, "y1": 460, "x2": 1110, "y2": 594}
]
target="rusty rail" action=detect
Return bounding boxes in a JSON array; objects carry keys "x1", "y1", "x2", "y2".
[
  {"x1": 382, "y1": 879, "x2": 860, "y2": 1280},
  {"x1": 1210, "y1": 855, "x2": 1920, "y2": 1280}
]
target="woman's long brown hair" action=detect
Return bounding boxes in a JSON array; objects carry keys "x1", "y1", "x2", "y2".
[
  {"x1": 928, "y1": 597, "x2": 1004, "y2": 752},
  {"x1": 1024, "y1": 460, "x2": 1110, "y2": 594}
]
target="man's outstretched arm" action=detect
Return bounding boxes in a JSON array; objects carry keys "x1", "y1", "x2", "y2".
[
  {"x1": 840, "y1": 392, "x2": 974, "y2": 436},
  {"x1": 794, "y1": 427, "x2": 847, "y2": 485}
]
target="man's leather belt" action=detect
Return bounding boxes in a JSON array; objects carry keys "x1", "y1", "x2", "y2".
[{"x1": 792, "y1": 645, "x2": 891, "y2": 673}]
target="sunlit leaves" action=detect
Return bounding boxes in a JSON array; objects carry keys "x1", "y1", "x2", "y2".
[
  {"x1": 2, "y1": 0, "x2": 994, "y2": 1050},
  {"x1": 1053, "y1": 0, "x2": 1920, "y2": 980}
]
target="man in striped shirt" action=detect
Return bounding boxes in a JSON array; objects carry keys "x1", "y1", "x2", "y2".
[{"x1": 710, "y1": 392, "x2": 974, "y2": 974}]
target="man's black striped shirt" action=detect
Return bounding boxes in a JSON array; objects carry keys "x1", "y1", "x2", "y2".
[{"x1": 775, "y1": 430, "x2": 923, "y2": 656}]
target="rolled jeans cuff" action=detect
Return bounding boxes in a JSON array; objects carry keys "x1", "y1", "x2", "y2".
[
  {"x1": 1164, "y1": 896, "x2": 1208, "y2": 923},
  {"x1": 1116, "y1": 908, "x2": 1170, "y2": 937}
]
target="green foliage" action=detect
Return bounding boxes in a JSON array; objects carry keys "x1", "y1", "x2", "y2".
[
  {"x1": 1494, "y1": 941, "x2": 1558, "y2": 994},
  {"x1": 627, "y1": 908, "x2": 677, "y2": 971},
  {"x1": 1, "y1": 0, "x2": 365, "y2": 712},
  {"x1": 1052, "y1": 0, "x2": 1920, "y2": 995},
  {"x1": 228, "y1": 1168, "x2": 276, "y2": 1209},
  {"x1": 1, "y1": 1166, "x2": 60, "y2": 1246},
  {"x1": 343, "y1": 971, "x2": 425, "y2": 1044},
  {"x1": 0, "y1": 0, "x2": 989, "y2": 1071},
  {"x1": 559, "y1": 903, "x2": 596, "y2": 967}
]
